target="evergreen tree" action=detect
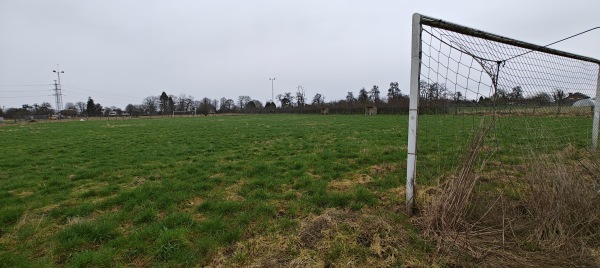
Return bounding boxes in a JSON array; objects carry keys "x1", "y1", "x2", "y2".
[
  {"x1": 358, "y1": 88, "x2": 369, "y2": 103},
  {"x1": 370, "y1": 85, "x2": 380, "y2": 103},
  {"x1": 387, "y1": 82, "x2": 401, "y2": 100},
  {"x1": 86, "y1": 97, "x2": 95, "y2": 116},
  {"x1": 159, "y1": 91, "x2": 169, "y2": 114},
  {"x1": 167, "y1": 96, "x2": 175, "y2": 114},
  {"x1": 94, "y1": 103, "x2": 103, "y2": 116}
]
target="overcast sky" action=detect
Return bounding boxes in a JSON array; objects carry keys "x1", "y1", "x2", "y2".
[{"x1": 1, "y1": 0, "x2": 599, "y2": 110}]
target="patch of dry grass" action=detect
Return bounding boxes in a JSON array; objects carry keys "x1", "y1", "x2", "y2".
[
  {"x1": 421, "y1": 137, "x2": 600, "y2": 267},
  {"x1": 328, "y1": 163, "x2": 399, "y2": 192},
  {"x1": 207, "y1": 207, "x2": 429, "y2": 267}
]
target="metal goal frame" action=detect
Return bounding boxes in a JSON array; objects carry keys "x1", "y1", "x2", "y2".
[{"x1": 405, "y1": 13, "x2": 600, "y2": 214}]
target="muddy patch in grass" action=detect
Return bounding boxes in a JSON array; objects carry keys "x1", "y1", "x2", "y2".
[
  {"x1": 223, "y1": 181, "x2": 245, "y2": 202},
  {"x1": 208, "y1": 208, "x2": 421, "y2": 267},
  {"x1": 328, "y1": 174, "x2": 372, "y2": 191}
]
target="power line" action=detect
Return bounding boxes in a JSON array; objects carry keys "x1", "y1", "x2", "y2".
[
  {"x1": 0, "y1": 89, "x2": 51, "y2": 92},
  {"x1": 0, "y1": 84, "x2": 49, "y2": 87},
  {"x1": 62, "y1": 84, "x2": 139, "y2": 99},
  {"x1": 0, "y1": 95, "x2": 53, "y2": 98}
]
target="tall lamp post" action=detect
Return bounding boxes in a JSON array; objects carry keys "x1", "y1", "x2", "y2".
[
  {"x1": 53, "y1": 66, "x2": 64, "y2": 119},
  {"x1": 269, "y1": 77, "x2": 275, "y2": 102}
]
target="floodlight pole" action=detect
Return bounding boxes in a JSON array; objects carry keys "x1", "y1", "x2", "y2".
[
  {"x1": 406, "y1": 13, "x2": 422, "y2": 216},
  {"x1": 269, "y1": 77, "x2": 275, "y2": 102}
]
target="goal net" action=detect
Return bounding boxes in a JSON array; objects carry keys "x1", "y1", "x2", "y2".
[
  {"x1": 173, "y1": 110, "x2": 197, "y2": 117},
  {"x1": 406, "y1": 13, "x2": 600, "y2": 213}
]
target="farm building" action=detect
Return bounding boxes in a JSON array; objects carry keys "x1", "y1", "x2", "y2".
[
  {"x1": 565, "y1": 92, "x2": 590, "y2": 105},
  {"x1": 365, "y1": 106, "x2": 377, "y2": 115}
]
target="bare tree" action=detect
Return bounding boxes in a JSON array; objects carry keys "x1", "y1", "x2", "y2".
[
  {"x1": 265, "y1": 101, "x2": 276, "y2": 111},
  {"x1": 312, "y1": 93, "x2": 325, "y2": 106},
  {"x1": 245, "y1": 100, "x2": 263, "y2": 110},
  {"x1": 369, "y1": 85, "x2": 380, "y2": 103},
  {"x1": 211, "y1": 99, "x2": 219, "y2": 112},
  {"x1": 452, "y1": 91, "x2": 463, "y2": 103},
  {"x1": 219, "y1": 97, "x2": 228, "y2": 112},
  {"x1": 387, "y1": 82, "x2": 401, "y2": 100},
  {"x1": 143, "y1": 96, "x2": 159, "y2": 115},
  {"x1": 296, "y1": 85, "x2": 306, "y2": 108},
  {"x1": 62, "y1": 102, "x2": 78, "y2": 117},
  {"x1": 346, "y1": 92, "x2": 356, "y2": 107},
  {"x1": 238, "y1": 96, "x2": 251, "y2": 111},
  {"x1": 277, "y1": 92, "x2": 294, "y2": 108},
  {"x1": 225, "y1": 99, "x2": 235, "y2": 112},
  {"x1": 509, "y1": 86, "x2": 524, "y2": 102},
  {"x1": 177, "y1": 94, "x2": 194, "y2": 112},
  {"x1": 528, "y1": 92, "x2": 552, "y2": 105},
  {"x1": 192, "y1": 100, "x2": 201, "y2": 111},
  {"x1": 553, "y1": 89, "x2": 566, "y2": 115},
  {"x1": 75, "y1": 101, "x2": 86, "y2": 116},
  {"x1": 200, "y1": 97, "x2": 214, "y2": 115},
  {"x1": 125, "y1": 104, "x2": 138, "y2": 115},
  {"x1": 493, "y1": 88, "x2": 509, "y2": 104},
  {"x1": 419, "y1": 82, "x2": 449, "y2": 104},
  {"x1": 219, "y1": 97, "x2": 235, "y2": 113},
  {"x1": 64, "y1": 102, "x2": 76, "y2": 110}
]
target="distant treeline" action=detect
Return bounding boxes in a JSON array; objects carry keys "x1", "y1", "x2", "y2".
[{"x1": 1, "y1": 82, "x2": 590, "y2": 120}]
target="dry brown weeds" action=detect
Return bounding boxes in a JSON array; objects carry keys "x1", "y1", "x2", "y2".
[
  {"x1": 421, "y1": 134, "x2": 600, "y2": 267},
  {"x1": 207, "y1": 207, "x2": 421, "y2": 268}
]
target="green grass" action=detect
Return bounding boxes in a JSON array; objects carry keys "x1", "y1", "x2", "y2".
[
  {"x1": 416, "y1": 113, "x2": 593, "y2": 180},
  {"x1": 0, "y1": 115, "x2": 410, "y2": 266},
  {"x1": 0, "y1": 113, "x2": 592, "y2": 266}
]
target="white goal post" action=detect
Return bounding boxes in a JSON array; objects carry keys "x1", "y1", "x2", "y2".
[{"x1": 406, "y1": 13, "x2": 600, "y2": 215}]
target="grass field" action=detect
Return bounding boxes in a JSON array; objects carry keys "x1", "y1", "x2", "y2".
[
  {"x1": 0, "y1": 115, "x2": 422, "y2": 267},
  {"x1": 0, "y1": 114, "x2": 595, "y2": 266}
]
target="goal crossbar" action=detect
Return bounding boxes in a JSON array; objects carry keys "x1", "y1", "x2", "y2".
[{"x1": 419, "y1": 15, "x2": 600, "y2": 65}]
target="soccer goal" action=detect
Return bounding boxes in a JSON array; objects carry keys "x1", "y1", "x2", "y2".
[
  {"x1": 173, "y1": 109, "x2": 197, "y2": 117},
  {"x1": 405, "y1": 13, "x2": 600, "y2": 214}
]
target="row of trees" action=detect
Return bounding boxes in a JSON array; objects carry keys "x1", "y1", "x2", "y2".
[
  {"x1": 479, "y1": 87, "x2": 576, "y2": 107},
  {"x1": 419, "y1": 82, "x2": 578, "y2": 107},
  {"x1": 0, "y1": 82, "x2": 407, "y2": 118},
  {"x1": 85, "y1": 83, "x2": 409, "y2": 116},
  {"x1": 0, "y1": 82, "x2": 586, "y2": 119}
]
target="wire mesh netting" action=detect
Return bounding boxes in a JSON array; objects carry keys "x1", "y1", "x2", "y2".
[{"x1": 416, "y1": 21, "x2": 599, "y2": 182}]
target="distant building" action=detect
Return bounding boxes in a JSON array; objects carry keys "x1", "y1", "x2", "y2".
[
  {"x1": 572, "y1": 98, "x2": 595, "y2": 107},
  {"x1": 564, "y1": 92, "x2": 590, "y2": 105},
  {"x1": 365, "y1": 106, "x2": 377, "y2": 115}
]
